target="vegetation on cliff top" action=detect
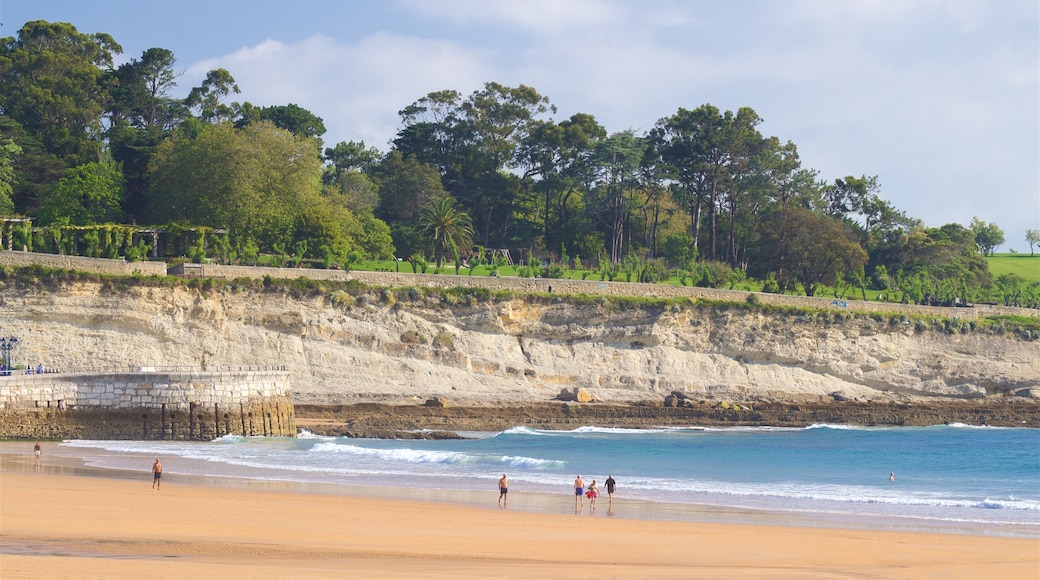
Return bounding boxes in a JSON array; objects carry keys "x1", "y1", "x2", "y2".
[{"x1": 1, "y1": 263, "x2": 1036, "y2": 342}]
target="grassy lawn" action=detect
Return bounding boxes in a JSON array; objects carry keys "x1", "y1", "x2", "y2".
[
  {"x1": 987, "y1": 253, "x2": 1040, "y2": 283},
  {"x1": 349, "y1": 260, "x2": 895, "y2": 300},
  {"x1": 348, "y1": 255, "x2": 1037, "y2": 299}
]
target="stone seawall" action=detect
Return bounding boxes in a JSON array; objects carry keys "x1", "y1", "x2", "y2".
[
  {"x1": 0, "y1": 250, "x2": 167, "y2": 276},
  {"x1": 0, "y1": 369, "x2": 294, "y2": 440}
]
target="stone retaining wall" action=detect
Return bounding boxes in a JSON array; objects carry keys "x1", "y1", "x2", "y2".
[
  {"x1": 0, "y1": 250, "x2": 167, "y2": 276},
  {"x1": 5, "y1": 251, "x2": 1034, "y2": 321},
  {"x1": 0, "y1": 369, "x2": 294, "y2": 440}
]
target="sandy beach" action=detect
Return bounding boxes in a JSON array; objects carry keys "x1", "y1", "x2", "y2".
[{"x1": 1, "y1": 454, "x2": 1037, "y2": 579}]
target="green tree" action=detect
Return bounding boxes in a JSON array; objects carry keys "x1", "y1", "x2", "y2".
[
  {"x1": 370, "y1": 151, "x2": 447, "y2": 223},
  {"x1": 752, "y1": 207, "x2": 868, "y2": 297},
  {"x1": 969, "y1": 216, "x2": 1004, "y2": 256},
  {"x1": 107, "y1": 47, "x2": 183, "y2": 130},
  {"x1": 1026, "y1": 228, "x2": 1040, "y2": 256},
  {"x1": 651, "y1": 104, "x2": 764, "y2": 263},
  {"x1": 185, "y1": 68, "x2": 240, "y2": 123},
  {"x1": 993, "y1": 273, "x2": 1025, "y2": 307},
  {"x1": 587, "y1": 130, "x2": 643, "y2": 265},
  {"x1": 37, "y1": 161, "x2": 124, "y2": 226},
  {"x1": 324, "y1": 140, "x2": 382, "y2": 185},
  {"x1": 396, "y1": 82, "x2": 555, "y2": 247},
  {"x1": 106, "y1": 48, "x2": 186, "y2": 221},
  {"x1": 420, "y1": 195, "x2": 474, "y2": 267},
  {"x1": 875, "y1": 223, "x2": 992, "y2": 304},
  {"x1": 145, "y1": 121, "x2": 322, "y2": 252},
  {"x1": 0, "y1": 21, "x2": 121, "y2": 166},
  {"x1": 515, "y1": 112, "x2": 606, "y2": 253},
  {"x1": 0, "y1": 140, "x2": 21, "y2": 215},
  {"x1": 328, "y1": 171, "x2": 380, "y2": 214},
  {"x1": 242, "y1": 103, "x2": 326, "y2": 139}
]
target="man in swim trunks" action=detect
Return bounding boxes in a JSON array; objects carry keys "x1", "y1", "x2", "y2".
[
  {"x1": 152, "y1": 458, "x2": 163, "y2": 490},
  {"x1": 498, "y1": 474, "x2": 508, "y2": 507},
  {"x1": 574, "y1": 474, "x2": 585, "y2": 511}
]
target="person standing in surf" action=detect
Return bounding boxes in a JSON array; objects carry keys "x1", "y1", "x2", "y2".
[
  {"x1": 605, "y1": 475, "x2": 616, "y2": 504},
  {"x1": 152, "y1": 458, "x2": 163, "y2": 490},
  {"x1": 498, "y1": 474, "x2": 508, "y2": 508},
  {"x1": 574, "y1": 474, "x2": 585, "y2": 513}
]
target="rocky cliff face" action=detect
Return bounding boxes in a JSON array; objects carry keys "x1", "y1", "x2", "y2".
[{"x1": 1, "y1": 282, "x2": 1037, "y2": 406}]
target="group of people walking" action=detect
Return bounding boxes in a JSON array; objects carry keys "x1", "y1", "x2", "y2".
[
  {"x1": 498, "y1": 472, "x2": 617, "y2": 513},
  {"x1": 573, "y1": 474, "x2": 615, "y2": 512}
]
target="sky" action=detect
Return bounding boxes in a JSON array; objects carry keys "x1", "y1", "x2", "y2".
[{"x1": 3, "y1": 0, "x2": 1038, "y2": 250}]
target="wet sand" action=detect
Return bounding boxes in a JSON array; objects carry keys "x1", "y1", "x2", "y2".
[{"x1": 2, "y1": 452, "x2": 1037, "y2": 579}]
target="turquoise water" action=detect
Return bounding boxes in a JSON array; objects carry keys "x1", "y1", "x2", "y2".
[{"x1": 61, "y1": 424, "x2": 1039, "y2": 535}]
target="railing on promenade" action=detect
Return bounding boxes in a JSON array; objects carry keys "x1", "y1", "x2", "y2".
[{"x1": 0, "y1": 364, "x2": 288, "y2": 377}]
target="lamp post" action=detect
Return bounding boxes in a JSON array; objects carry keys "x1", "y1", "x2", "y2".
[{"x1": 0, "y1": 337, "x2": 17, "y2": 374}]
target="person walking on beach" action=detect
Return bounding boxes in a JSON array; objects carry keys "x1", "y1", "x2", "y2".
[
  {"x1": 152, "y1": 458, "x2": 163, "y2": 490},
  {"x1": 605, "y1": 475, "x2": 616, "y2": 505},
  {"x1": 588, "y1": 480, "x2": 599, "y2": 511},
  {"x1": 498, "y1": 474, "x2": 508, "y2": 508},
  {"x1": 33, "y1": 441, "x2": 41, "y2": 461},
  {"x1": 574, "y1": 474, "x2": 585, "y2": 512}
]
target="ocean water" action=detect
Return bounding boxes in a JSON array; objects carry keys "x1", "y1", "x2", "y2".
[{"x1": 58, "y1": 424, "x2": 1039, "y2": 537}]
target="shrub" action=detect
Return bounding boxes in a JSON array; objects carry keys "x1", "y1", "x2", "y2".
[
  {"x1": 540, "y1": 263, "x2": 565, "y2": 279},
  {"x1": 329, "y1": 290, "x2": 355, "y2": 307},
  {"x1": 762, "y1": 273, "x2": 781, "y2": 294},
  {"x1": 400, "y1": 330, "x2": 427, "y2": 345},
  {"x1": 432, "y1": 332, "x2": 455, "y2": 349},
  {"x1": 408, "y1": 287, "x2": 424, "y2": 301},
  {"x1": 380, "y1": 289, "x2": 397, "y2": 305}
]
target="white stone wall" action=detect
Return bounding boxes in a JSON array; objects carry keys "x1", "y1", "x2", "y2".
[
  {"x1": 0, "y1": 250, "x2": 168, "y2": 276},
  {"x1": 0, "y1": 370, "x2": 292, "y2": 410}
]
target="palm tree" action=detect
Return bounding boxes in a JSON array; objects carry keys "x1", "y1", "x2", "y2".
[{"x1": 420, "y1": 196, "x2": 474, "y2": 267}]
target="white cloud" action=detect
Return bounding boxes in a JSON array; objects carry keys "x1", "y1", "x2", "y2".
[{"x1": 183, "y1": 32, "x2": 494, "y2": 148}]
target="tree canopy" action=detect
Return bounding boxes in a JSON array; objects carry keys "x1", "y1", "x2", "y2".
[{"x1": 0, "y1": 19, "x2": 1019, "y2": 306}]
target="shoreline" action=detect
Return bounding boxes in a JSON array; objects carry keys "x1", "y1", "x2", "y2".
[
  {"x1": 2, "y1": 450, "x2": 1038, "y2": 579},
  {"x1": 3, "y1": 444, "x2": 1037, "y2": 540}
]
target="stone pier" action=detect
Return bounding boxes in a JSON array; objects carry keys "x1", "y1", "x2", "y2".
[{"x1": 0, "y1": 368, "x2": 295, "y2": 440}]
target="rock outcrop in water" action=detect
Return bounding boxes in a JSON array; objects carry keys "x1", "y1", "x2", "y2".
[{"x1": 1, "y1": 281, "x2": 1036, "y2": 416}]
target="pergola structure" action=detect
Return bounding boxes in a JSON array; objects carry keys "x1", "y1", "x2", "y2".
[{"x1": 1, "y1": 217, "x2": 32, "y2": 251}]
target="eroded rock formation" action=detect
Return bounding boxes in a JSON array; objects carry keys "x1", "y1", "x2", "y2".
[{"x1": 1, "y1": 282, "x2": 1036, "y2": 414}]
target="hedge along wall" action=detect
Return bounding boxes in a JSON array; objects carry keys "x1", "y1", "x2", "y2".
[{"x1": 0, "y1": 369, "x2": 295, "y2": 440}]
